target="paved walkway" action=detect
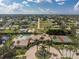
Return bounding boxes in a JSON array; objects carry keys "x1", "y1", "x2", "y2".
[
  {"x1": 25, "y1": 46, "x2": 62, "y2": 59},
  {"x1": 25, "y1": 46, "x2": 37, "y2": 59}
]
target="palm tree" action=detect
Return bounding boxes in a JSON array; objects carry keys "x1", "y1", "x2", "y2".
[
  {"x1": 47, "y1": 40, "x2": 51, "y2": 52},
  {"x1": 64, "y1": 45, "x2": 68, "y2": 57},
  {"x1": 59, "y1": 45, "x2": 64, "y2": 57},
  {"x1": 68, "y1": 45, "x2": 74, "y2": 58},
  {"x1": 17, "y1": 40, "x2": 20, "y2": 45},
  {"x1": 40, "y1": 36, "x2": 44, "y2": 44},
  {"x1": 27, "y1": 38, "x2": 32, "y2": 49},
  {"x1": 34, "y1": 39, "x2": 39, "y2": 51},
  {"x1": 71, "y1": 45, "x2": 78, "y2": 59}
]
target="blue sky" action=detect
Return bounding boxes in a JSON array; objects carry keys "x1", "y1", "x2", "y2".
[{"x1": 0, "y1": 0, "x2": 79, "y2": 14}]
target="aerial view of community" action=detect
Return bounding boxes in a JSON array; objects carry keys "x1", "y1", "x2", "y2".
[{"x1": 0, "y1": 0, "x2": 79, "y2": 59}]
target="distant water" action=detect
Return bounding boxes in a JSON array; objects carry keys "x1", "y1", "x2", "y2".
[
  {"x1": 0, "y1": 14, "x2": 79, "y2": 16},
  {"x1": 0, "y1": 14, "x2": 79, "y2": 19},
  {"x1": 0, "y1": 14, "x2": 55, "y2": 18}
]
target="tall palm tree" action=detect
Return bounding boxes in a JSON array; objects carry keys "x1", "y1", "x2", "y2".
[
  {"x1": 40, "y1": 36, "x2": 45, "y2": 45},
  {"x1": 48, "y1": 40, "x2": 51, "y2": 52},
  {"x1": 34, "y1": 39, "x2": 39, "y2": 51},
  {"x1": 68, "y1": 45, "x2": 73, "y2": 58},
  {"x1": 71, "y1": 47, "x2": 77, "y2": 59},
  {"x1": 64, "y1": 45, "x2": 68, "y2": 57},
  {"x1": 17, "y1": 40, "x2": 20, "y2": 45},
  {"x1": 59, "y1": 45, "x2": 64, "y2": 57}
]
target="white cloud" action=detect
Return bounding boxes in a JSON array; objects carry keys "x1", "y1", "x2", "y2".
[
  {"x1": 27, "y1": 0, "x2": 52, "y2": 3},
  {"x1": 27, "y1": 0, "x2": 33, "y2": 2},
  {"x1": 0, "y1": 0, "x2": 7, "y2": 7},
  {"x1": 22, "y1": 1, "x2": 28, "y2": 4},
  {"x1": 57, "y1": 1, "x2": 64, "y2": 5},
  {"x1": 27, "y1": 0, "x2": 43, "y2": 3},
  {"x1": 38, "y1": 7, "x2": 44, "y2": 12},
  {"x1": 74, "y1": 1, "x2": 79, "y2": 11},
  {"x1": 55, "y1": 0, "x2": 65, "y2": 2},
  {"x1": 22, "y1": 1, "x2": 30, "y2": 7},
  {"x1": 0, "y1": 0, "x2": 24, "y2": 14},
  {"x1": 7, "y1": 3, "x2": 23, "y2": 13},
  {"x1": 0, "y1": 0, "x2": 62, "y2": 14},
  {"x1": 46, "y1": 0, "x2": 52, "y2": 3},
  {"x1": 38, "y1": 7, "x2": 57, "y2": 14},
  {"x1": 55, "y1": 0, "x2": 65, "y2": 5},
  {"x1": 0, "y1": 0, "x2": 40, "y2": 14}
]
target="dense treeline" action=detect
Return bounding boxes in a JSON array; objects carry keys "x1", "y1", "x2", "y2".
[{"x1": 46, "y1": 29, "x2": 71, "y2": 35}]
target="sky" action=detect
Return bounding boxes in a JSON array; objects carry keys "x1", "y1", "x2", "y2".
[{"x1": 0, "y1": 0, "x2": 79, "y2": 14}]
